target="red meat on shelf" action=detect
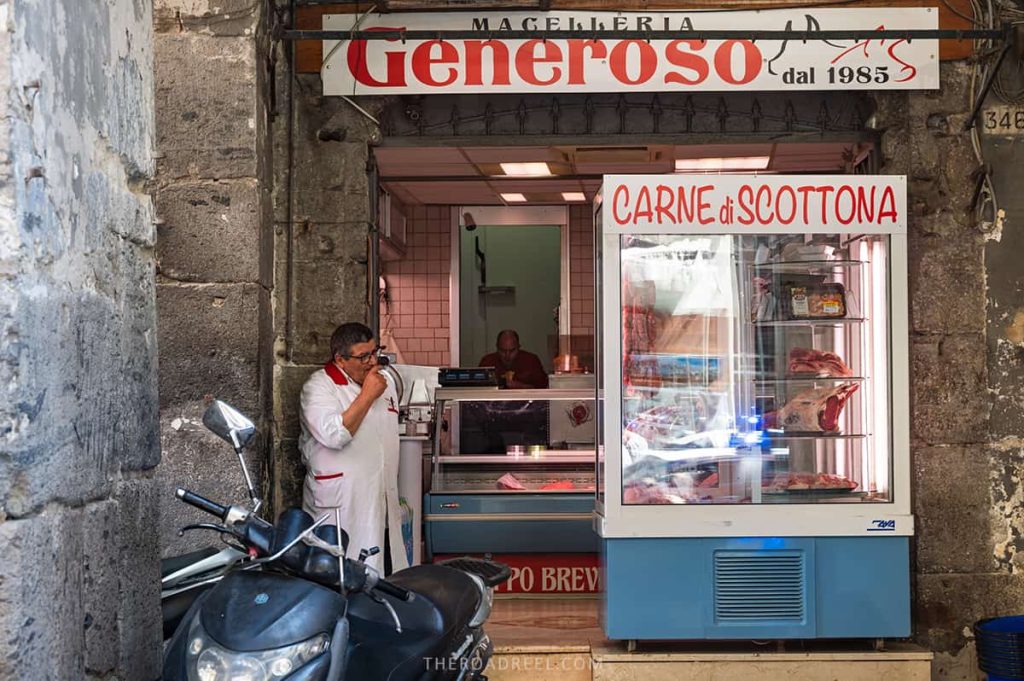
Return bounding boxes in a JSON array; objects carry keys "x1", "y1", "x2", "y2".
[
  {"x1": 766, "y1": 472, "x2": 859, "y2": 492},
  {"x1": 788, "y1": 347, "x2": 854, "y2": 377},
  {"x1": 765, "y1": 383, "x2": 859, "y2": 433},
  {"x1": 496, "y1": 473, "x2": 527, "y2": 491}
]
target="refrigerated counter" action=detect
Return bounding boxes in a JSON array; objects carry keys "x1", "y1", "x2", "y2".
[{"x1": 424, "y1": 388, "x2": 600, "y2": 559}]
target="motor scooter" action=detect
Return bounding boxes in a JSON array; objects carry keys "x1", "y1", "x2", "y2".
[
  {"x1": 160, "y1": 401, "x2": 264, "y2": 640},
  {"x1": 163, "y1": 400, "x2": 510, "y2": 680}
]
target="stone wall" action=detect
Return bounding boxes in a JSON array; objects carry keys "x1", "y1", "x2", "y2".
[
  {"x1": 0, "y1": 0, "x2": 161, "y2": 677},
  {"x1": 874, "y1": 62, "x2": 1024, "y2": 680},
  {"x1": 267, "y1": 68, "x2": 383, "y2": 515},
  {"x1": 153, "y1": 0, "x2": 274, "y2": 556}
]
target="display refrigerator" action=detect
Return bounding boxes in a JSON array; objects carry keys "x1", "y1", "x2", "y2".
[{"x1": 596, "y1": 174, "x2": 911, "y2": 640}]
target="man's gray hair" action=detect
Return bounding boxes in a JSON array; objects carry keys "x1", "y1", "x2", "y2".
[{"x1": 330, "y1": 322, "x2": 374, "y2": 359}]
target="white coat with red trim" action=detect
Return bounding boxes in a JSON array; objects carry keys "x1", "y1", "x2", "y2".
[{"x1": 298, "y1": 362, "x2": 408, "y2": 574}]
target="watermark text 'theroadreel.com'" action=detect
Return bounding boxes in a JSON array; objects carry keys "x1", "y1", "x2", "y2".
[{"x1": 425, "y1": 655, "x2": 597, "y2": 673}]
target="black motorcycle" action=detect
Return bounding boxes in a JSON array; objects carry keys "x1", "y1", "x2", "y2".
[{"x1": 163, "y1": 400, "x2": 510, "y2": 681}]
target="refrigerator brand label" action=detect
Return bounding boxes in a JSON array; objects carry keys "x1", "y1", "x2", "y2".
[
  {"x1": 604, "y1": 175, "x2": 907, "y2": 234},
  {"x1": 868, "y1": 519, "x2": 897, "y2": 531},
  {"x1": 323, "y1": 9, "x2": 938, "y2": 95}
]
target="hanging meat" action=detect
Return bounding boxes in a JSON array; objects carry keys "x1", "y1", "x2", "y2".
[
  {"x1": 621, "y1": 280, "x2": 661, "y2": 388},
  {"x1": 788, "y1": 347, "x2": 854, "y2": 377},
  {"x1": 766, "y1": 383, "x2": 859, "y2": 433}
]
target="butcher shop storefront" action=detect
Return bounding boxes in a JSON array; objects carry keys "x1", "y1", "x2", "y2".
[{"x1": 278, "y1": 1, "x2": 1004, "y2": 671}]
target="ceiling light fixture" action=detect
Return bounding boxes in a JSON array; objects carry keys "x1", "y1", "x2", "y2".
[
  {"x1": 562, "y1": 192, "x2": 587, "y2": 202},
  {"x1": 675, "y1": 156, "x2": 771, "y2": 172},
  {"x1": 499, "y1": 162, "x2": 552, "y2": 176},
  {"x1": 501, "y1": 193, "x2": 527, "y2": 202}
]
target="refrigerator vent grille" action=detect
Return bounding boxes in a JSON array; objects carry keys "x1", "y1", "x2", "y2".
[{"x1": 713, "y1": 551, "x2": 805, "y2": 622}]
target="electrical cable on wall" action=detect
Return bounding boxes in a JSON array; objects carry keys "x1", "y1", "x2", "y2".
[{"x1": 965, "y1": 0, "x2": 1019, "y2": 234}]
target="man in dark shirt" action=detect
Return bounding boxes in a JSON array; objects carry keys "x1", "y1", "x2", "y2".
[{"x1": 478, "y1": 329, "x2": 549, "y2": 389}]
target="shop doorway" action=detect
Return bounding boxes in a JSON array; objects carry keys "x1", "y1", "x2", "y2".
[{"x1": 456, "y1": 206, "x2": 569, "y2": 371}]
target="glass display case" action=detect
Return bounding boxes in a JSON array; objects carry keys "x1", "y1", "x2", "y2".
[
  {"x1": 597, "y1": 174, "x2": 912, "y2": 641},
  {"x1": 424, "y1": 388, "x2": 599, "y2": 560},
  {"x1": 619, "y1": 234, "x2": 891, "y2": 507}
]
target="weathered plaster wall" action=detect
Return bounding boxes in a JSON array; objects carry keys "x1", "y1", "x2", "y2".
[
  {"x1": 875, "y1": 62, "x2": 1024, "y2": 680},
  {"x1": 0, "y1": 0, "x2": 161, "y2": 677},
  {"x1": 153, "y1": 0, "x2": 274, "y2": 555}
]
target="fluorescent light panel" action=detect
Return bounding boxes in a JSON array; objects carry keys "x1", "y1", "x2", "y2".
[
  {"x1": 501, "y1": 193, "x2": 527, "y2": 202},
  {"x1": 499, "y1": 162, "x2": 552, "y2": 176},
  {"x1": 562, "y1": 192, "x2": 586, "y2": 201},
  {"x1": 675, "y1": 156, "x2": 771, "y2": 172}
]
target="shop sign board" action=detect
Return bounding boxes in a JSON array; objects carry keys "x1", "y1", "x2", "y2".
[
  {"x1": 603, "y1": 174, "x2": 907, "y2": 235},
  {"x1": 432, "y1": 553, "x2": 601, "y2": 594},
  {"x1": 322, "y1": 9, "x2": 938, "y2": 96}
]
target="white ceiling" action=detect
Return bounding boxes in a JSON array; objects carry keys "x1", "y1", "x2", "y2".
[{"x1": 375, "y1": 142, "x2": 872, "y2": 206}]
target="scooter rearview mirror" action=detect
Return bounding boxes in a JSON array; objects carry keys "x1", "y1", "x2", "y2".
[
  {"x1": 202, "y1": 400, "x2": 257, "y2": 449},
  {"x1": 202, "y1": 400, "x2": 262, "y2": 513}
]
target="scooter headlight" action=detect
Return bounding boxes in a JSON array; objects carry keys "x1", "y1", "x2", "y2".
[
  {"x1": 466, "y1": 572, "x2": 493, "y2": 629},
  {"x1": 185, "y1": 618, "x2": 330, "y2": 681}
]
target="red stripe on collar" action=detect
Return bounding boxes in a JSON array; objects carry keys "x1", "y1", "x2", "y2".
[{"x1": 324, "y1": 361, "x2": 349, "y2": 386}]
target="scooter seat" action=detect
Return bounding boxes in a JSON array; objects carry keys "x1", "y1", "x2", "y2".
[
  {"x1": 346, "y1": 565, "x2": 482, "y2": 681},
  {"x1": 389, "y1": 564, "x2": 482, "y2": 637}
]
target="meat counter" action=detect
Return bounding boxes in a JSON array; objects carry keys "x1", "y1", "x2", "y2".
[
  {"x1": 424, "y1": 387, "x2": 600, "y2": 561},
  {"x1": 597, "y1": 174, "x2": 912, "y2": 641}
]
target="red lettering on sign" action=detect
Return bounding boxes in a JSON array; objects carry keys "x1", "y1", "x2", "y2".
[
  {"x1": 835, "y1": 184, "x2": 857, "y2": 224},
  {"x1": 346, "y1": 27, "x2": 407, "y2": 88},
  {"x1": 515, "y1": 39, "x2": 563, "y2": 86},
  {"x1": 696, "y1": 185, "x2": 714, "y2": 225},
  {"x1": 715, "y1": 40, "x2": 762, "y2": 85},
  {"x1": 609, "y1": 40, "x2": 657, "y2": 85},
  {"x1": 433, "y1": 554, "x2": 602, "y2": 594},
  {"x1": 411, "y1": 40, "x2": 460, "y2": 87},
  {"x1": 878, "y1": 185, "x2": 899, "y2": 223},
  {"x1": 655, "y1": 185, "x2": 675, "y2": 224},
  {"x1": 464, "y1": 41, "x2": 511, "y2": 86},
  {"x1": 566, "y1": 39, "x2": 606, "y2": 85},
  {"x1": 664, "y1": 40, "x2": 709, "y2": 85},
  {"x1": 737, "y1": 185, "x2": 755, "y2": 225},
  {"x1": 612, "y1": 184, "x2": 631, "y2": 225},
  {"x1": 776, "y1": 185, "x2": 797, "y2": 225},
  {"x1": 633, "y1": 186, "x2": 654, "y2": 222},
  {"x1": 616, "y1": 181, "x2": 902, "y2": 228}
]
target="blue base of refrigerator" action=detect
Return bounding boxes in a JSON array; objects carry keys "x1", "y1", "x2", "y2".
[
  {"x1": 603, "y1": 536, "x2": 910, "y2": 640},
  {"x1": 424, "y1": 493, "x2": 599, "y2": 559}
]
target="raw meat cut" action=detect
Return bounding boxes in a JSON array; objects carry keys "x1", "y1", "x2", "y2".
[
  {"x1": 623, "y1": 481, "x2": 686, "y2": 504},
  {"x1": 788, "y1": 347, "x2": 853, "y2": 377},
  {"x1": 771, "y1": 383, "x2": 859, "y2": 433},
  {"x1": 496, "y1": 473, "x2": 526, "y2": 491},
  {"x1": 766, "y1": 472, "x2": 858, "y2": 492},
  {"x1": 539, "y1": 480, "x2": 576, "y2": 491}
]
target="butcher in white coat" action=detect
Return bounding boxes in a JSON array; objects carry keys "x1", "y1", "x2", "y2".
[{"x1": 298, "y1": 322, "x2": 408, "y2": 574}]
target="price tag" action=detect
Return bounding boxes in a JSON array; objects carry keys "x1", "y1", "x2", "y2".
[{"x1": 980, "y1": 105, "x2": 1024, "y2": 135}]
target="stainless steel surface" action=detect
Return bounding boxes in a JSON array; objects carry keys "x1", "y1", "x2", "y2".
[
  {"x1": 434, "y1": 387, "x2": 594, "y2": 402},
  {"x1": 424, "y1": 513, "x2": 594, "y2": 522},
  {"x1": 439, "y1": 452, "x2": 597, "y2": 465}
]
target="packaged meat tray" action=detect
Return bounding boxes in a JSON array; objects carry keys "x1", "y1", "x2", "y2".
[{"x1": 780, "y1": 281, "x2": 847, "y2": 319}]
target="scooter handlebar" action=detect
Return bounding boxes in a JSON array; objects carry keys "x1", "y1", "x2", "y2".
[
  {"x1": 375, "y1": 579, "x2": 413, "y2": 602},
  {"x1": 176, "y1": 488, "x2": 229, "y2": 521}
]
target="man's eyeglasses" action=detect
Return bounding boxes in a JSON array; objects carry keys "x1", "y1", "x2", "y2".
[{"x1": 343, "y1": 346, "x2": 383, "y2": 363}]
